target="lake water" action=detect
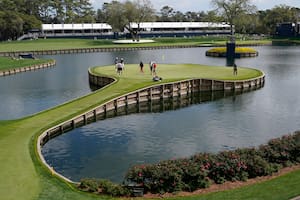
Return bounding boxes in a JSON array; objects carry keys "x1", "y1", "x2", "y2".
[{"x1": 1, "y1": 45, "x2": 300, "y2": 182}]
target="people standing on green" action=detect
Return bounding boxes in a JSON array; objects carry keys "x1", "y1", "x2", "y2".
[
  {"x1": 139, "y1": 61, "x2": 144, "y2": 73},
  {"x1": 152, "y1": 62, "x2": 157, "y2": 76},
  {"x1": 233, "y1": 63, "x2": 238, "y2": 76},
  {"x1": 149, "y1": 61, "x2": 153, "y2": 74},
  {"x1": 115, "y1": 58, "x2": 125, "y2": 75}
]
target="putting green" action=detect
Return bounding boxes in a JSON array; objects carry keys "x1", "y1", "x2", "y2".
[
  {"x1": 0, "y1": 63, "x2": 278, "y2": 200},
  {"x1": 91, "y1": 63, "x2": 263, "y2": 82}
]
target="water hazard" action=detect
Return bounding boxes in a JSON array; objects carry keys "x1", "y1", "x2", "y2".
[{"x1": 1, "y1": 46, "x2": 300, "y2": 182}]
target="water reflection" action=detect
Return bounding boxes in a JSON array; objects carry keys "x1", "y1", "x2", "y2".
[
  {"x1": 42, "y1": 88, "x2": 258, "y2": 182},
  {"x1": 226, "y1": 57, "x2": 235, "y2": 66}
]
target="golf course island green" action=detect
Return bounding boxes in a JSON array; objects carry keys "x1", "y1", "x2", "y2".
[
  {"x1": 90, "y1": 63, "x2": 263, "y2": 83},
  {"x1": 206, "y1": 47, "x2": 258, "y2": 58},
  {"x1": 1, "y1": 63, "x2": 300, "y2": 200}
]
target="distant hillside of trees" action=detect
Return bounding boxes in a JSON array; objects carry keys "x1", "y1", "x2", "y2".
[{"x1": 0, "y1": 0, "x2": 299, "y2": 41}]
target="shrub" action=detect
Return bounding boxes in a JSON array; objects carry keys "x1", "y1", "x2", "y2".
[
  {"x1": 181, "y1": 160, "x2": 211, "y2": 191},
  {"x1": 126, "y1": 160, "x2": 186, "y2": 193},
  {"x1": 78, "y1": 179, "x2": 130, "y2": 197},
  {"x1": 125, "y1": 158, "x2": 210, "y2": 193},
  {"x1": 79, "y1": 178, "x2": 99, "y2": 193},
  {"x1": 260, "y1": 132, "x2": 300, "y2": 167},
  {"x1": 235, "y1": 148, "x2": 279, "y2": 178},
  {"x1": 98, "y1": 179, "x2": 130, "y2": 197},
  {"x1": 208, "y1": 151, "x2": 248, "y2": 184}
]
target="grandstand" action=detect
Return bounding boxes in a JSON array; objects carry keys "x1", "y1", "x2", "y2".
[{"x1": 19, "y1": 22, "x2": 232, "y2": 40}]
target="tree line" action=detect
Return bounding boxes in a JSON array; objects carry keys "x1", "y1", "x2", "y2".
[{"x1": 1, "y1": 0, "x2": 300, "y2": 41}]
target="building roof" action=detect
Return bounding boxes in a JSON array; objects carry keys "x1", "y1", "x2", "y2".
[
  {"x1": 42, "y1": 23, "x2": 112, "y2": 31},
  {"x1": 129, "y1": 22, "x2": 231, "y2": 29}
]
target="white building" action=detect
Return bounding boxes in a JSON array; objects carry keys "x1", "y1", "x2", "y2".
[
  {"x1": 41, "y1": 23, "x2": 113, "y2": 35},
  {"x1": 35, "y1": 22, "x2": 232, "y2": 39},
  {"x1": 129, "y1": 22, "x2": 232, "y2": 34}
]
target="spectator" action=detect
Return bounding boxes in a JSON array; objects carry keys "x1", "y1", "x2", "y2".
[
  {"x1": 139, "y1": 61, "x2": 144, "y2": 73},
  {"x1": 233, "y1": 63, "x2": 238, "y2": 76}
]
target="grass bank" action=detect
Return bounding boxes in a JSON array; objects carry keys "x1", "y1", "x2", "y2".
[
  {"x1": 0, "y1": 57, "x2": 53, "y2": 71},
  {"x1": 0, "y1": 64, "x2": 299, "y2": 200},
  {"x1": 0, "y1": 37, "x2": 272, "y2": 52}
]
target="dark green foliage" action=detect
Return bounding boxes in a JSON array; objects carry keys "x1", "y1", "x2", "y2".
[
  {"x1": 78, "y1": 179, "x2": 130, "y2": 197},
  {"x1": 236, "y1": 148, "x2": 279, "y2": 178},
  {"x1": 97, "y1": 179, "x2": 130, "y2": 197},
  {"x1": 260, "y1": 132, "x2": 300, "y2": 166},
  {"x1": 79, "y1": 179, "x2": 99, "y2": 193}
]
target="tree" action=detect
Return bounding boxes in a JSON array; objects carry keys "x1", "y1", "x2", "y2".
[
  {"x1": 202, "y1": 10, "x2": 224, "y2": 22},
  {"x1": 234, "y1": 13, "x2": 259, "y2": 34},
  {"x1": 158, "y1": 5, "x2": 174, "y2": 22},
  {"x1": 211, "y1": 0, "x2": 256, "y2": 36},
  {"x1": 260, "y1": 5, "x2": 300, "y2": 34},
  {"x1": 173, "y1": 11, "x2": 185, "y2": 22},
  {"x1": 0, "y1": 11, "x2": 24, "y2": 40},
  {"x1": 105, "y1": 0, "x2": 155, "y2": 40},
  {"x1": 0, "y1": 0, "x2": 41, "y2": 40},
  {"x1": 105, "y1": 1, "x2": 126, "y2": 32},
  {"x1": 20, "y1": 14, "x2": 42, "y2": 33}
]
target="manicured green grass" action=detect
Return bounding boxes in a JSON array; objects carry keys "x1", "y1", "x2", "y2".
[
  {"x1": 0, "y1": 37, "x2": 272, "y2": 52},
  {"x1": 0, "y1": 57, "x2": 53, "y2": 71},
  {"x1": 91, "y1": 63, "x2": 263, "y2": 82},
  {"x1": 0, "y1": 63, "x2": 299, "y2": 200}
]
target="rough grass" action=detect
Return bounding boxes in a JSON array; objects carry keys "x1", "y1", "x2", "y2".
[
  {"x1": 1, "y1": 64, "x2": 299, "y2": 200},
  {"x1": 0, "y1": 57, "x2": 52, "y2": 71}
]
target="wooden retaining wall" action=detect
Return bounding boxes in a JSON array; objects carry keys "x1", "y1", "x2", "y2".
[
  {"x1": 0, "y1": 45, "x2": 200, "y2": 57},
  {"x1": 0, "y1": 60, "x2": 56, "y2": 77}
]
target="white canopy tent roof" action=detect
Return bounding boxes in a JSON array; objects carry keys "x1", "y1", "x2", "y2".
[
  {"x1": 129, "y1": 22, "x2": 231, "y2": 29},
  {"x1": 42, "y1": 23, "x2": 112, "y2": 31}
]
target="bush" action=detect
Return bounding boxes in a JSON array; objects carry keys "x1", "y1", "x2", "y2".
[
  {"x1": 181, "y1": 160, "x2": 211, "y2": 191},
  {"x1": 79, "y1": 178, "x2": 99, "y2": 193},
  {"x1": 98, "y1": 179, "x2": 130, "y2": 197},
  {"x1": 208, "y1": 151, "x2": 248, "y2": 184},
  {"x1": 260, "y1": 132, "x2": 300, "y2": 167},
  {"x1": 78, "y1": 179, "x2": 130, "y2": 197},
  {"x1": 235, "y1": 148, "x2": 279, "y2": 178}
]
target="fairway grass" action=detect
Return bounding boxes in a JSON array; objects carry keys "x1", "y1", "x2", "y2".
[
  {"x1": 0, "y1": 64, "x2": 299, "y2": 200},
  {"x1": 0, "y1": 37, "x2": 272, "y2": 52}
]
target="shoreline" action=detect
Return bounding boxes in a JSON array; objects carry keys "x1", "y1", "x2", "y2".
[
  {"x1": 0, "y1": 42, "x2": 271, "y2": 57},
  {"x1": 0, "y1": 60, "x2": 56, "y2": 77}
]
